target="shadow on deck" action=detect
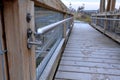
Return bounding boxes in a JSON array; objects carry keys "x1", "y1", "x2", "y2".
[{"x1": 54, "y1": 21, "x2": 120, "y2": 80}]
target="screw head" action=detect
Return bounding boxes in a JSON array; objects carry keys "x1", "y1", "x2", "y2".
[{"x1": 26, "y1": 13, "x2": 32, "y2": 23}]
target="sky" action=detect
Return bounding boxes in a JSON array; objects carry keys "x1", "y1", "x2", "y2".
[{"x1": 61, "y1": 0, "x2": 120, "y2": 10}]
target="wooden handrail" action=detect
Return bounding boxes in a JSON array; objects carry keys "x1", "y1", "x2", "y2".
[{"x1": 36, "y1": 17, "x2": 73, "y2": 35}]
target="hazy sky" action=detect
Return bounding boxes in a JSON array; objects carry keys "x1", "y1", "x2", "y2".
[{"x1": 61, "y1": 0, "x2": 120, "y2": 10}]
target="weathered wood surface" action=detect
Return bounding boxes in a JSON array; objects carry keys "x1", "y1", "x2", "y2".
[
  {"x1": 0, "y1": 6, "x2": 8, "y2": 80},
  {"x1": 35, "y1": 0, "x2": 68, "y2": 13},
  {"x1": 39, "y1": 39, "x2": 65, "y2": 80},
  {"x1": 91, "y1": 23, "x2": 120, "y2": 43},
  {"x1": 27, "y1": 1, "x2": 36, "y2": 80},
  {"x1": 3, "y1": 0, "x2": 36, "y2": 80},
  {"x1": 55, "y1": 21, "x2": 120, "y2": 80}
]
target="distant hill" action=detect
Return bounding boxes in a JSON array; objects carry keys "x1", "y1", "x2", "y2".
[{"x1": 81, "y1": 10, "x2": 99, "y2": 15}]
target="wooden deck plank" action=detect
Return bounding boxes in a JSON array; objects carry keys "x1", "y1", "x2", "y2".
[
  {"x1": 55, "y1": 71, "x2": 120, "y2": 80},
  {"x1": 64, "y1": 48, "x2": 120, "y2": 52},
  {"x1": 61, "y1": 56, "x2": 120, "y2": 64},
  {"x1": 62, "y1": 53, "x2": 120, "y2": 60},
  {"x1": 64, "y1": 51, "x2": 120, "y2": 55},
  {"x1": 60, "y1": 60, "x2": 120, "y2": 69},
  {"x1": 63, "y1": 52, "x2": 120, "y2": 58},
  {"x1": 54, "y1": 22, "x2": 120, "y2": 80},
  {"x1": 58, "y1": 65, "x2": 120, "y2": 76}
]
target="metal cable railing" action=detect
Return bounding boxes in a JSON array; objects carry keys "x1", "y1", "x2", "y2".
[
  {"x1": 91, "y1": 17, "x2": 120, "y2": 34},
  {"x1": 91, "y1": 17, "x2": 120, "y2": 21},
  {"x1": 34, "y1": 17, "x2": 73, "y2": 79},
  {"x1": 28, "y1": 7, "x2": 74, "y2": 79}
]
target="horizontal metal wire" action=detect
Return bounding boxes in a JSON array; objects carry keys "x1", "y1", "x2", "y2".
[{"x1": 91, "y1": 17, "x2": 120, "y2": 21}]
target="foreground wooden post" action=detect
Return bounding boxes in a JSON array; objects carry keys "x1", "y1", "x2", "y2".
[
  {"x1": 0, "y1": 5, "x2": 8, "y2": 80},
  {"x1": 3, "y1": 0, "x2": 36, "y2": 80}
]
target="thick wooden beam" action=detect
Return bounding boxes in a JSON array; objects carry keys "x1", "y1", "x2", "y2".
[
  {"x1": 110, "y1": 0, "x2": 116, "y2": 11},
  {"x1": 34, "y1": 0, "x2": 68, "y2": 13},
  {"x1": 0, "y1": 7, "x2": 4, "y2": 80},
  {"x1": 27, "y1": 1, "x2": 36, "y2": 80},
  {"x1": 103, "y1": 0, "x2": 105, "y2": 12},
  {"x1": 3, "y1": 0, "x2": 36, "y2": 80},
  {"x1": 100, "y1": 0, "x2": 102, "y2": 12},
  {"x1": 33, "y1": 0, "x2": 73, "y2": 16},
  {"x1": 106, "y1": 0, "x2": 111, "y2": 11},
  {"x1": 99, "y1": 0, "x2": 105, "y2": 13},
  {"x1": 0, "y1": 6, "x2": 8, "y2": 80},
  {"x1": 106, "y1": 0, "x2": 116, "y2": 11}
]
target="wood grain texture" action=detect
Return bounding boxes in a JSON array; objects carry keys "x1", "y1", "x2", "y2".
[
  {"x1": 3, "y1": 0, "x2": 36, "y2": 80},
  {"x1": 91, "y1": 23, "x2": 120, "y2": 43},
  {"x1": 55, "y1": 21, "x2": 120, "y2": 80},
  {"x1": 27, "y1": 1, "x2": 36, "y2": 80},
  {"x1": 0, "y1": 7, "x2": 8, "y2": 80},
  {"x1": 34, "y1": 0, "x2": 69, "y2": 13}
]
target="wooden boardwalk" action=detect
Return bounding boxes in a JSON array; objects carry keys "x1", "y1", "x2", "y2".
[{"x1": 54, "y1": 21, "x2": 120, "y2": 80}]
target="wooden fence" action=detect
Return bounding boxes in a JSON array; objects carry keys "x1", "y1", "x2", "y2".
[{"x1": 0, "y1": 0, "x2": 73, "y2": 80}]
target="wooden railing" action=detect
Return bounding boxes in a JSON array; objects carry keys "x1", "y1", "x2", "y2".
[
  {"x1": 91, "y1": 12, "x2": 120, "y2": 43},
  {"x1": 0, "y1": 0, "x2": 73, "y2": 80}
]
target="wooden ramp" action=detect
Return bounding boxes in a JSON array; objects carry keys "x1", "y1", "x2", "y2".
[{"x1": 54, "y1": 21, "x2": 120, "y2": 80}]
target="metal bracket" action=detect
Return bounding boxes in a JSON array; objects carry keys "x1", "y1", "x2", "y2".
[{"x1": 27, "y1": 28, "x2": 42, "y2": 49}]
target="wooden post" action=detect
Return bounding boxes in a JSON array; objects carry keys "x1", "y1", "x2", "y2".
[
  {"x1": 0, "y1": 5, "x2": 8, "y2": 80},
  {"x1": 100, "y1": 0, "x2": 106, "y2": 13},
  {"x1": 104, "y1": 15, "x2": 108, "y2": 32},
  {"x1": 106, "y1": 0, "x2": 111, "y2": 11},
  {"x1": 63, "y1": 14, "x2": 67, "y2": 39},
  {"x1": 27, "y1": 1, "x2": 36, "y2": 80},
  {"x1": 100, "y1": 0, "x2": 102, "y2": 12},
  {"x1": 110, "y1": 0, "x2": 116, "y2": 11},
  {"x1": 3, "y1": 0, "x2": 36, "y2": 80},
  {"x1": 96, "y1": 15, "x2": 98, "y2": 26}
]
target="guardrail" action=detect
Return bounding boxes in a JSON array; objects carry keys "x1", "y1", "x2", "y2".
[
  {"x1": 91, "y1": 17, "x2": 120, "y2": 21},
  {"x1": 36, "y1": 18, "x2": 73, "y2": 35},
  {"x1": 33, "y1": 17, "x2": 73, "y2": 79},
  {"x1": 91, "y1": 13, "x2": 120, "y2": 43},
  {"x1": 0, "y1": 1, "x2": 74, "y2": 80},
  {"x1": 91, "y1": 17, "x2": 120, "y2": 34}
]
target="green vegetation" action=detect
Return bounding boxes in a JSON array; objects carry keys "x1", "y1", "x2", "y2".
[
  {"x1": 69, "y1": 3, "x2": 91, "y2": 23},
  {"x1": 74, "y1": 13, "x2": 91, "y2": 23}
]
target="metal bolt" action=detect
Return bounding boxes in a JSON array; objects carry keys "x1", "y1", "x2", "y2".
[
  {"x1": 27, "y1": 28, "x2": 32, "y2": 38},
  {"x1": 26, "y1": 13, "x2": 32, "y2": 23}
]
